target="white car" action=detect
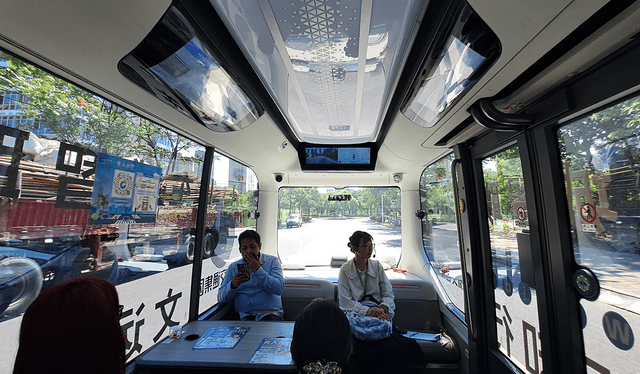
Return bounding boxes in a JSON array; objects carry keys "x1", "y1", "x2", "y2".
[{"x1": 286, "y1": 214, "x2": 302, "y2": 228}]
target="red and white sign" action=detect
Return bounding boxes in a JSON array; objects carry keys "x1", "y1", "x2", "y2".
[
  {"x1": 580, "y1": 203, "x2": 597, "y2": 223},
  {"x1": 517, "y1": 206, "x2": 527, "y2": 222}
]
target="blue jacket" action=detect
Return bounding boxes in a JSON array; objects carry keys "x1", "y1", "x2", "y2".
[{"x1": 217, "y1": 253, "x2": 285, "y2": 319}]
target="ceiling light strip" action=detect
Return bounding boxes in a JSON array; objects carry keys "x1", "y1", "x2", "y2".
[
  {"x1": 353, "y1": 0, "x2": 373, "y2": 138},
  {"x1": 258, "y1": 0, "x2": 317, "y2": 136}
]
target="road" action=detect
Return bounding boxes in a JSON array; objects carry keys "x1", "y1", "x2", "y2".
[{"x1": 277, "y1": 217, "x2": 402, "y2": 267}]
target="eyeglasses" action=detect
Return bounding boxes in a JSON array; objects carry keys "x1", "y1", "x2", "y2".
[
  {"x1": 118, "y1": 305, "x2": 124, "y2": 319},
  {"x1": 359, "y1": 243, "x2": 375, "y2": 249}
]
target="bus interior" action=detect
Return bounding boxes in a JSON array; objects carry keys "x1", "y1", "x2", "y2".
[{"x1": 1, "y1": 0, "x2": 640, "y2": 373}]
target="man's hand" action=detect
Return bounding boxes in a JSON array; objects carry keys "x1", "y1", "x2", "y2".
[
  {"x1": 244, "y1": 253, "x2": 262, "y2": 273},
  {"x1": 230, "y1": 271, "x2": 250, "y2": 289}
]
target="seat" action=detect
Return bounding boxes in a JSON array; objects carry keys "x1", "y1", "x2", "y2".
[
  {"x1": 390, "y1": 278, "x2": 458, "y2": 364},
  {"x1": 281, "y1": 278, "x2": 335, "y2": 321}
]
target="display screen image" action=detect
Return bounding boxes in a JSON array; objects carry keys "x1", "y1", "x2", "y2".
[{"x1": 305, "y1": 147, "x2": 371, "y2": 165}]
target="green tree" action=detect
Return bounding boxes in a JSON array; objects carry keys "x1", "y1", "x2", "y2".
[
  {"x1": 420, "y1": 154, "x2": 456, "y2": 221},
  {"x1": 1, "y1": 52, "x2": 198, "y2": 166},
  {"x1": 132, "y1": 118, "x2": 198, "y2": 170},
  {"x1": 560, "y1": 97, "x2": 640, "y2": 172},
  {"x1": 0, "y1": 54, "x2": 136, "y2": 156},
  {"x1": 296, "y1": 188, "x2": 322, "y2": 216},
  {"x1": 559, "y1": 96, "x2": 640, "y2": 207},
  {"x1": 482, "y1": 147, "x2": 522, "y2": 218}
]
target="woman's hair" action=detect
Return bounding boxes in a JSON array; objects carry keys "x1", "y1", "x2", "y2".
[
  {"x1": 238, "y1": 229, "x2": 261, "y2": 245},
  {"x1": 347, "y1": 231, "x2": 373, "y2": 253},
  {"x1": 13, "y1": 277, "x2": 126, "y2": 374},
  {"x1": 291, "y1": 298, "x2": 352, "y2": 372}
]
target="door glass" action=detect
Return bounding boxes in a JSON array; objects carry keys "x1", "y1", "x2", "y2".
[
  {"x1": 420, "y1": 153, "x2": 465, "y2": 315},
  {"x1": 483, "y1": 147, "x2": 543, "y2": 373},
  {"x1": 558, "y1": 95, "x2": 640, "y2": 373},
  {"x1": 197, "y1": 153, "x2": 256, "y2": 314}
]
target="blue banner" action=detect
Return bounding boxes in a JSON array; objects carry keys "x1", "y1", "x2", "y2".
[{"x1": 89, "y1": 153, "x2": 162, "y2": 224}]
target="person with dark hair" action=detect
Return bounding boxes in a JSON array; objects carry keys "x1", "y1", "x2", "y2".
[
  {"x1": 338, "y1": 231, "x2": 425, "y2": 373},
  {"x1": 13, "y1": 277, "x2": 126, "y2": 374},
  {"x1": 291, "y1": 298, "x2": 353, "y2": 374},
  {"x1": 338, "y1": 231, "x2": 394, "y2": 320},
  {"x1": 218, "y1": 229, "x2": 285, "y2": 320}
]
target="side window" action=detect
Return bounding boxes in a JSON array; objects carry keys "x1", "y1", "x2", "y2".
[
  {"x1": 0, "y1": 51, "x2": 206, "y2": 364},
  {"x1": 419, "y1": 153, "x2": 465, "y2": 314},
  {"x1": 558, "y1": 95, "x2": 640, "y2": 372},
  {"x1": 482, "y1": 147, "x2": 543, "y2": 372},
  {"x1": 198, "y1": 154, "x2": 257, "y2": 314}
]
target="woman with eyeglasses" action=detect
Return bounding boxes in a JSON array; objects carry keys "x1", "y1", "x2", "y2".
[
  {"x1": 338, "y1": 231, "x2": 425, "y2": 374},
  {"x1": 338, "y1": 230, "x2": 394, "y2": 321}
]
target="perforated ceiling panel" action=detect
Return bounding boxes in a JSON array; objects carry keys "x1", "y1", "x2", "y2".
[{"x1": 210, "y1": 0, "x2": 423, "y2": 143}]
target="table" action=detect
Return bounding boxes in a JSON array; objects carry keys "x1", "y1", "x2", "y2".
[{"x1": 135, "y1": 320, "x2": 297, "y2": 373}]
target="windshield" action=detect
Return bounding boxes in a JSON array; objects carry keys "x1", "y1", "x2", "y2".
[{"x1": 277, "y1": 187, "x2": 401, "y2": 267}]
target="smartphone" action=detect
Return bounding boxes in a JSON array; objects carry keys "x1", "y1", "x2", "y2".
[{"x1": 237, "y1": 263, "x2": 249, "y2": 275}]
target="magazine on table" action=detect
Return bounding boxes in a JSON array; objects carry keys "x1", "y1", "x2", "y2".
[{"x1": 191, "y1": 326, "x2": 251, "y2": 350}]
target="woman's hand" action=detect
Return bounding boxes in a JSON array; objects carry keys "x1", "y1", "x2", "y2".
[{"x1": 366, "y1": 307, "x2": 391, "y2": 321}]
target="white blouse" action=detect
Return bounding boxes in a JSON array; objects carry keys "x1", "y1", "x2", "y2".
[{"x1": 338, "y1": 258, "x2": 395, "y2": 319}]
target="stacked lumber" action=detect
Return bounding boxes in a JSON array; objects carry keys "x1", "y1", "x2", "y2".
[
  {"x1": 0, "y1": 156, "x2": 92, "y2": 200},
  {"x1": 0, "y1": 156, "x2": 238, "y2": 202},
  {"x1": 159, "y1": 180, "x2": 237, "y2": 205}
]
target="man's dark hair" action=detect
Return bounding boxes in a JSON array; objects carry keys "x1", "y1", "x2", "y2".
[{"x1": 238, "y1": 229, "x2": 261, "y2": 245}]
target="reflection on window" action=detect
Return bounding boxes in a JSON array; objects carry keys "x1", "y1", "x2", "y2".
[
  {"x1": 419, "y1": 153, "x2": 464, "y2": 314},
  {"x1": 558, "y1": 95, "x2": 640, "y2": 373},
  {"x1": 0, "y1": 50, "x2": 214, "y2": 363},
  {"x1": 119, "y1": 6, "x2": 260, "y2": 133},
  {"x1": 149, "y1": 38, "x2": 259, "y2": 132},
  {"x1": 198, "y1": 153, "x2": 258, "y2": 314},
  {"x1": 278, "y1": 187, "x2": 401, "y2": 268},
  {"x1": 405, "y1": 36, "x2": 486, "y2": 127},
  {"x1": 403, "y1": 4, "x2": 499, "y2": 129}
]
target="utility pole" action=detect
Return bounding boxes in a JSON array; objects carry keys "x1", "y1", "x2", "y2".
[{"x1": 381, "y1": 194, "x2": 384, "y2": 223}]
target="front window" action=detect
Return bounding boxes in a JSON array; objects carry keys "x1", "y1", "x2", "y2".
[{"x1": 277, "y1": 187, "x2": 401, "y2": 268}]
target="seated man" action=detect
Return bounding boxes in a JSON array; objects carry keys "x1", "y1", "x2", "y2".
[{"x1": 218, "y1": 229, "x2": 285, "y2": 321}]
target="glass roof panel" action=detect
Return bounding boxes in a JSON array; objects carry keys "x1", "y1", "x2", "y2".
[
  {"x1": 119, "y1": 6, "x2": 260, "y2": 132},
  {"x1": 210, "y1": 0, "x2": 424, "y2": 144},
  {"x1": 402, "y1": 5, "x2": 500, "y2": 128},
  {"x1": 404, "y1": 36, "x2": 486, "y2": 127}
]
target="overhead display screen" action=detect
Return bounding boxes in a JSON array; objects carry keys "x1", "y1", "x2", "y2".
[{"x1": 299, "y1": 144, "x2": 377, "y2": 171}]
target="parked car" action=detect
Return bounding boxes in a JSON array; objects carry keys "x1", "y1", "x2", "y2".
[
  {"x1": 286, "y1": 214, "x2": 302, "y2": 228},
  {"x1": 0, "y1": 237, "x2": 154, "y2": 319}
]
